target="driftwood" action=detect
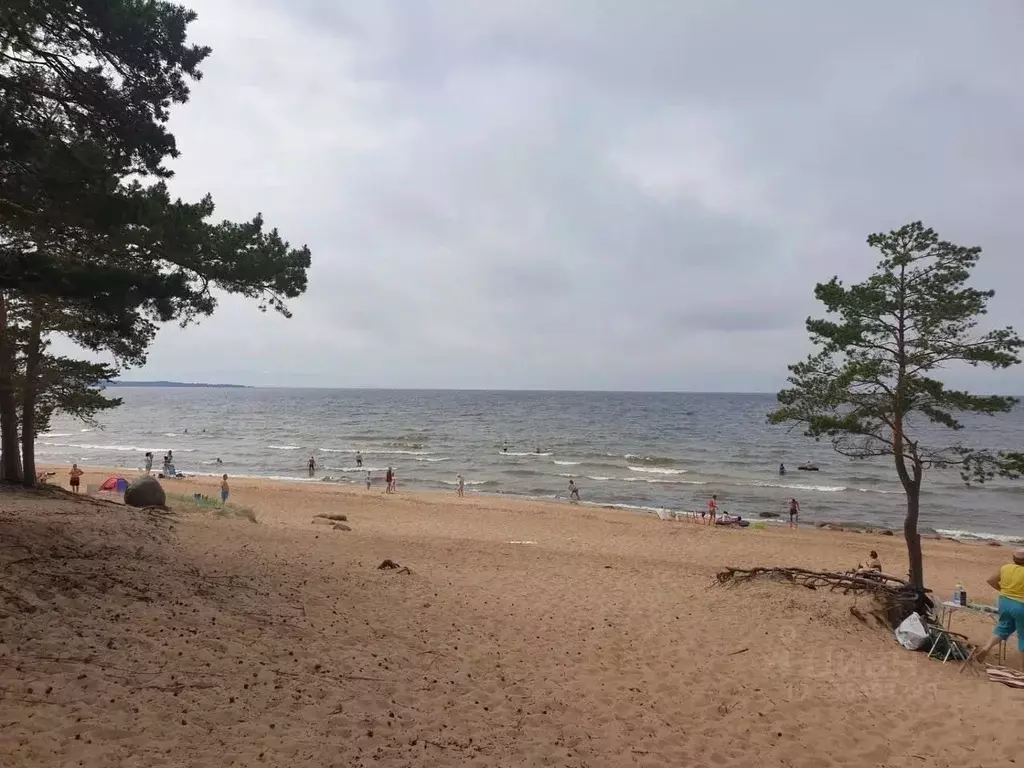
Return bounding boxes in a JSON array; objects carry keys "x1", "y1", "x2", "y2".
[{"x1": 716, "y1": 566, "x2": 933, "y2": 628}]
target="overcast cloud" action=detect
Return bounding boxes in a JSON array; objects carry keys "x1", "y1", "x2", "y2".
[{"x1": 74, "y1": 1, "x2": 1024, "y2": 391}]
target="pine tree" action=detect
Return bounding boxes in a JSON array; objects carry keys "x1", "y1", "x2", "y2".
[{"x1": 769, "y1": 222, "x2": 1024, "y2": 589}]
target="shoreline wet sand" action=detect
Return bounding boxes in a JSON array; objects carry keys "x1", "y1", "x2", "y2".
[{"x1": 2, "y1": 468, "x2": 1021, "y2": 766}]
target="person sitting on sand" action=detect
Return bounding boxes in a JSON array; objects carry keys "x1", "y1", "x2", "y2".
[
  {"x1": 977, "y1": 548, "x2": 1024, "y2": 669},
  {"x1": 220, "y1": 474, "x2": 230, "y2": 505},
  {"x1": 862, "y1": 551, "x2": 882, "y2": 572},
  {"x1": 69, "y1": 463, "x2": 83, "y2": 493}
]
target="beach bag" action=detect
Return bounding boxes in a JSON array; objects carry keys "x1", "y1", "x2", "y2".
[{"x1": 895, "y1": 612, "x2": 929, "y2": 650}]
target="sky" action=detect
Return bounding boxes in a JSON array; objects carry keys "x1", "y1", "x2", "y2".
[{"x1": 73, "y1": 0, "x2": 1024, "y2": 391}]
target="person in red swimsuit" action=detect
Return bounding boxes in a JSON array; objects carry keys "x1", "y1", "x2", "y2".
[{"x1": 706, "y1": 494, "x2": 718, "y2": 526}]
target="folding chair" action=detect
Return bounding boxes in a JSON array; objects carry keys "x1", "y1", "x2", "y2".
[{"x1": 927, "y1": 627, "x2": 973, "y2": 665}]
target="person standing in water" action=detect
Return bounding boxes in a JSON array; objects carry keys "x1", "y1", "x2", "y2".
[
  {"x1": 355, "y1": 451, "x2": 363, "y2": 468},
  {"x1": 788, "y1": 498, "x2": 800, "y2": 528},
  {"x1": 308, "y1": 455, "x2": 316, "y2": 477},
  {"x1": 568, "y1": 479, "x2": 580, "y2": 503},
  {"x1": 456, "y1": 474, "x2": 465, "y2": 497},
  {"x1": 779, "y1": 463, "x2": 786, "y2": 476}
]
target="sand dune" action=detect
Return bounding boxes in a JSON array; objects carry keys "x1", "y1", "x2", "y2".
[{"x1": 0, "y1": 470, "x2": 1020, "y2": 767}]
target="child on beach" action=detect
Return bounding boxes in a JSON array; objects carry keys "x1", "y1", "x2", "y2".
[
  {"x1": 69, "y1": 464, "x2": 83, "y2": 493},
  {"x1": 220, "y1": 474, "x2": 230, "y2": 505},
  {"x1": 568, "y1": 480, "x2": 580, "y2": 504},
  {"x1": 788, "y1": 498, "x2": 800, "y2": 528},
  {"x1": 365, "y1": 471, "x2": 372, "y2": 491},
  {"x1": 456, "y1": 474, "x2": 465, "y2": 497},
  {"x1": 385, "y1": 467, "x2": 393, "y2": 494}
]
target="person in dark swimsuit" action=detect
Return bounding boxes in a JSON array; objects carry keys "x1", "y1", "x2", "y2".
[
  {"x1": 385, "y1": 467, "x2": 393, "y2": 494},
  {"x1": 788, "y1": 498, "x2": 800, "y2": 528},
  {"x1": 308, "y1": 455, "x2": 316, "y2": 477}
]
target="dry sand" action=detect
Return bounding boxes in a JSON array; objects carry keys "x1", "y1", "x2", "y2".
[{"x1": 1, "y1": 469, "x2": 1021, "y2": 767}]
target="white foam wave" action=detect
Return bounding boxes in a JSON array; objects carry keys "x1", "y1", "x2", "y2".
[
  {"x1": 501, "y1": 452, "x2": 553, "y2": 457},
  {"x1": 585, "y1": 476, "x2": 614, "y2": 481},
  {"x1": 627, "y1": 466, "x2": 687, "y2": 475},
  {"x1": 934, "y1": 528, "x2": 1024, "y2": 544},
  {"x1": 553, "y1": 460, "x2": 581, "y2": 466},
  {"x1": 414, "y1": 456, "x2": 450, "y2": 462},
  {"x1": 623, "y1": 477, "x2": 707, "y2": 486},
  {"x1": 39, "y1": 432, "x2": 73, "y2": 438},
  {"x1": 164, "y1": 433, "x2": 178, "y2": 437},
  {"x1": 328, "y1": 466, "x2": 389, "y2": 473},
  {"x1": 582, "y1": 500, "x2": 676, "y2": 516},
  {"x1": 753, "y1": 481, "x2": 846, "y2": 493},
  {"x1": 440, "y1": 479, "x2": 488, "y2": 486},
  {"x1": 268, "y1": 445, "x2": 302, "y2": 450},
  {"x1": 43, "y1": 442, "x2": 197, "y2": 453}
]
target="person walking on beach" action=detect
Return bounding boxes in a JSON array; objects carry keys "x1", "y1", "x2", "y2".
[
  {"x1": 69, "y1": 463, "x2": 83, "y2": 493},
  {"x1": 385, "y1": 466, "x2": 394, "y2": 494},
  {"x1": 355, "y1": 451, "x2": 363, "y2": 468},
  {"x1": 706, "y1": 494, "x2": 718, "y2": 526},
  {"x1": 456, "y1": 474, "x2": 465, "y2": 497},
  {"x1": 365, "y1": 471, "x2": 372, "y2": 491},
  {"x1": 977, "y1": 548, "x2": 1024, "y2": 669},
  {"x1": 308, "y1": 455, "x2": 316, "y2": 477},
  {"x1": 390, "y1": 470, "x2": 397, "y2": 493},
  {"x1": 788, "y1": 498, "x2": 800, "y2": 528},
  {"x1": 144, "y1": 452, "x2": 153, "y2": 474},
  {"x1": 220, "y1": 474, "x2": 230, "y2": 505}
]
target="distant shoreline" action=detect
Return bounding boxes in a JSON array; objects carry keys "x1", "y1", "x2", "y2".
[{"x1": 105, "y1": 381, "x2": 250, "y2": 389}]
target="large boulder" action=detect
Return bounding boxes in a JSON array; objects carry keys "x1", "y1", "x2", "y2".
[{"x1": 124, "y1": 475, "x2": 166, "y2": 509}]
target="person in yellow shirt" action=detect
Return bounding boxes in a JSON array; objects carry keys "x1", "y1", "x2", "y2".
[{"x1": 977, "y1": 548, "x2": 1024, "y2": 668}]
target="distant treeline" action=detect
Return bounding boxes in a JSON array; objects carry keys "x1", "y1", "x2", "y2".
[{"x1": 106, "y1": 381, "x2": 249, "y2": 389}]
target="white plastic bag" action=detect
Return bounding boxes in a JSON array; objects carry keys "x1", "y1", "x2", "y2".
[{"x1": 895, "y1": 612, "x2": 929, "y2": 650}]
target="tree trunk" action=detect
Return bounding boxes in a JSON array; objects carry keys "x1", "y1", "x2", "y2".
[
  {"x1": 0, "y1": 293, "x2": 23, "y2": 482},
  {"x1": 19, "y1": 302, "x2": 43, "y2": 488},
  {"x1": 904, "y1": 486, "x2": 924, "y2": 590}
]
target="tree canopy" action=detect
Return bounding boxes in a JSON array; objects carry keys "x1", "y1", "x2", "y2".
[
  {"x1": 768, "y1": 222, "x2": 1023, "y2": 589},
  {"x1": 1, "y1": 1, "x2": 311, "y2": 484}
]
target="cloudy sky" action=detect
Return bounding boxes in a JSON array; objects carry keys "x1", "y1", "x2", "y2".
[{"x1": 95, "y1": 0, "x2": 1024, "y2": 391}]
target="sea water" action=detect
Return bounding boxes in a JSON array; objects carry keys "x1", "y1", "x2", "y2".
[{"x1": 38, "y1": 388, "x2": 1024, "y2": 541}]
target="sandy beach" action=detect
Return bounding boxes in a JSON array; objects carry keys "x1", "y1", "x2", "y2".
[{"x1": 1, "y1": 469, "x2": 1021, "y2": 767}]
